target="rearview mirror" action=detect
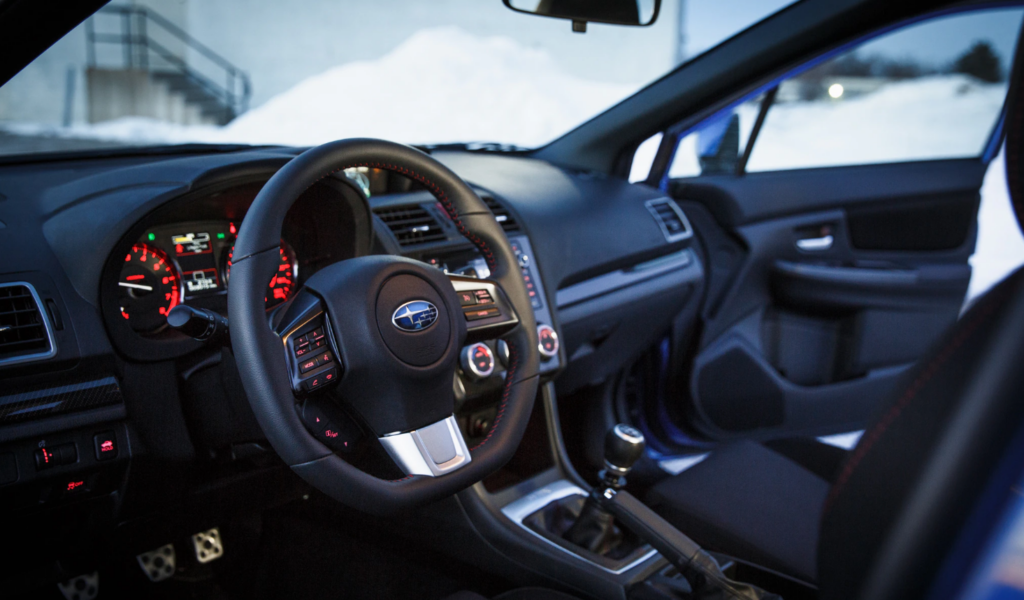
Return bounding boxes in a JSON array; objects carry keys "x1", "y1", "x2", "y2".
[{"x1": 503, "y1": 0, "x2": 661, "y2": 32}]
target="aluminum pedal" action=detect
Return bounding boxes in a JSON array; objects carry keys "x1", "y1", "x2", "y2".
[
  {"x1": 136, "y1": 543, "x2": 176, "y2": 582},
  {"x1": 56, "y1": 571, "x2": 98, "y2": 600},
  {"x1": 192, "y1": 527, "x2": 224, "y2": 563}
]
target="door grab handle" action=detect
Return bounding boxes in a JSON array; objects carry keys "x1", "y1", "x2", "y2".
[{"x1": 796, "y1": 235, "x2": 834, "y2": 251}]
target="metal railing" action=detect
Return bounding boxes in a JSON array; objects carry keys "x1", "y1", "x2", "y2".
[{"x1": 85, "y1": 5, "x2": 251, "y2": 123}]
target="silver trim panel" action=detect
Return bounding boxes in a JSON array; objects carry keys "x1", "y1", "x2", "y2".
[
  {"x1": 379, "y1": 415, "x2": 471, "y2": 477},
  {"x1": 0, "y1": 282, "x2": 58, "y2": 368},
  {"x1": 500, "y1": 479, "x2": 659, "y2": 575}
]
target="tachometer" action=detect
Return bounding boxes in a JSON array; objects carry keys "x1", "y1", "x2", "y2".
[
  {"x1": 119, "y1": 243, "x2": 181, "y2": 332},
  {"x1": 223, "y1": 241, "x2": 297, "y2": 309}
]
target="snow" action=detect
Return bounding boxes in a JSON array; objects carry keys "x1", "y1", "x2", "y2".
[
  {"x1": 969, "y1": 149, "x2": 1024, "y2": 300},
  {"x1": 4, "y1": 27, "x2": 639, "y2": 149},
  {"x1": 748, "y1": 75, "x2": 1007, "y2": 171}
]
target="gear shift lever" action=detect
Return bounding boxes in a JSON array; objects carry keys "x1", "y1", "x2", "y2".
[
  {"x1": 563, "y1": 424, "x2": 645, "y2": 554},
  {"x1": 601, "y1": 424, "x2": 645, "y2": 487}
]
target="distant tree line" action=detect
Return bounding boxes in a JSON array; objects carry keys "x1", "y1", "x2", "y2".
[{"x1": 799, "y1": 40, "x2": 1004, "y2": 84}]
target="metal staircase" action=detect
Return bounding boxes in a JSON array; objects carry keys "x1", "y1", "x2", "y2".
[{"x1": 85, "y1": 5, "x2": 251, "y2": 125}]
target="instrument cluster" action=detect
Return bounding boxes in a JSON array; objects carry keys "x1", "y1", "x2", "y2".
[{"x1": 118, "y1": 220, "x2": 297, "y2": 334}]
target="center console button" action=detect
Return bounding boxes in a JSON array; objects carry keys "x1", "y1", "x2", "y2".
[
  {"x1": 461, "y1": 343, "x2": 495, "y2": 380},
  {"x1": 94, "y1": 432, "x2": 118, "y2": 460},
  {"x1": 34, "y1": 447, "x2": 57, "y2": 471},
  {"x1": 538, "y1": 324, "x2": 559, "y2": 360}
]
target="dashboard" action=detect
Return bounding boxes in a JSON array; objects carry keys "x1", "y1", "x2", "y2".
[{"x1": 0, "y1": 145, "x2": 702, "y2": 524}]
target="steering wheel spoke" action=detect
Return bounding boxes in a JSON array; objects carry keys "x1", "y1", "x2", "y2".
[
  {"x1": 272, "y1": 288, "x2": 343, "y2": 395},
  {"x1": 449, "y1": 274, "x2": 519, "y2": 344},
  {"x1": 379, "y1": 414, "x2": 472, "y2": 477}
]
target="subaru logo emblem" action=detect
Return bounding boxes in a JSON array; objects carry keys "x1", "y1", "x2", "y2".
[{"x1": 392, "y1": 300, "x2": 439, "y2": 332}]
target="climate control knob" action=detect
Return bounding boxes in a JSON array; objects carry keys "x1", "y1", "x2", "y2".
[
  {"x1": 460, "y1": 343, "x2": 495, "y2": 381},
  {"x1": 537, "y1": 324, "x2": 559, "y2": 360}
]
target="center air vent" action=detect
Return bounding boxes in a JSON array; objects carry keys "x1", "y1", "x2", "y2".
[
  {"x1": 646, "y1": 198, "x2": 693, "y2": 243},
  {"x1": 0, "y1": 283, "x2": 55, "y2": 365},
  {"x1": 482, "y1": 196, "x2": 520, "y2": 233},
  {"x1": 374, "y1": 204, "x2": 447, "y2": 247}
]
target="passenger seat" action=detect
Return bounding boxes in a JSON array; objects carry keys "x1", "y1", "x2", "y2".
[{"x1": 645, "y1": 440, "x2": 831, "y2": 583}]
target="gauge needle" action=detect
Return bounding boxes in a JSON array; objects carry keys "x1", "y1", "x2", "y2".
[{"x1": 119, "y1": 282, "x2": 154, "y2": 291}]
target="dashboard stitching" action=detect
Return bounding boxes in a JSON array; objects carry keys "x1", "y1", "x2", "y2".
[
  {"x1": 470, "y1": 340, "x2": 518, "y2": 452},
  {"x1": 303, "y1": 162, "x2": 497, "y2": 271}
]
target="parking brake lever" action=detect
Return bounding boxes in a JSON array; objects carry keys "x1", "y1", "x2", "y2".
[{"x1": 597, "y1": 488, "x2": 781, "y2": 600}]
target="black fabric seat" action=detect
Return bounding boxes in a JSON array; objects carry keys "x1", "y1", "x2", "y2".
[{"x1": 647, "y1": 441, "x2": 829, "y2": 582}]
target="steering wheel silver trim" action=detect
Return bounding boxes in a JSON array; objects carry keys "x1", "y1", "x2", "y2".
[{"x1": 379, "y1": 414, "x2": 471, "y2": 476}]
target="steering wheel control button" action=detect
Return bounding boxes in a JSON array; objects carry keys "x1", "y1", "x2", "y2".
[
  {"x1": 310, "y1": 327, "x2": 325, "y2": 340},
  {"x1": 299, "y1": 399, "x2": 360, "y2": 452},
  {"x1": 302, "y1": 368, "x2": 337, "y2": 392},
  {"x1": 461, "y1": 343, "x2": 495, "y2": 380},
  {"x1": 318, "y1": 352, "x2": 333, "y2": 365},
  {"x1": 458, "y1": 291, "x2": 477, "y2": 306},
  {"x1": 465, "y1": 307, "x2": 500, "y2": 321},
  {"x1": 473, "y1": 290, "x2": 494, "y2": 304},
  {"x1": 299, "y1": 357, "x2": 319, "y2": 374},
  {"x1": 295, "y1": 345, "x2": 312, "y2": 358},
  {"x1": 538, "y1": 324, "x2": 559, "y2": 359},
  {"x1": 93, "y1": 432, "x2": 118, "y2": 460}
]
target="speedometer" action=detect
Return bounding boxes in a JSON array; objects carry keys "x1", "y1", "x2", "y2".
[
  {"x1": 223, "y1": 241, "x2": 297, "y2": 309},
  {"x1": 119, "y1": 243, "x2": 181, "y2": 332}
]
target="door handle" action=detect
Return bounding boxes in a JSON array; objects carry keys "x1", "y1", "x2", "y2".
[{"x1": 796, "y1": 234, "x2": 834, "y2": 251}]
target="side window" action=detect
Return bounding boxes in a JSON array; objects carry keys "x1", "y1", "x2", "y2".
[
  {"x1": 665, "y1": 8, "x2": 1024, "y2": 178},
  {"x1": 668, "y1": 94, "x2": 765, "y2": 178},
  {"x1": 746, "y1": 8, "x2": 1023, "y2": 172}
]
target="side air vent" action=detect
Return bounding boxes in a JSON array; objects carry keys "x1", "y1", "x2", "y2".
[
  {"x1": 0, "y1": 283, "x2": 56, "y2": 366},
  {"x1": 374, "y1": 204, "x2": 447, "y2": 247},
  {"x1": 482, "y1": 196, "x2": 520, "y2": 233},
  {"x1": 646, "y1": 198, "x2": 693, "y2": 243}
]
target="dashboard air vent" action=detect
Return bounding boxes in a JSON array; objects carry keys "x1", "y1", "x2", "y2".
[
  {"x1": 374, "y1": 204, "x2": 447, "y2": 246},
  {"x1": 0, "y1": 283, "x2": 55, "y2": 365},
  {"x1": 482, "y1": 196, "x2": 520, "y2": 233},
  {"x1": 646, "y1": 198, "x2": 693, "y2": 243}
]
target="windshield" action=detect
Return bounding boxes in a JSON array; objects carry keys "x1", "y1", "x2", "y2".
[{"x1": 0, "y1": 0, "x2": 796, "y2": 157}]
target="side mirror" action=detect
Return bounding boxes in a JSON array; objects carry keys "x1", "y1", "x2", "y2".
[
  {"x1": 503, "y1": 0, "x2": 661, "y2": 32},
  {"x1": 697, "y1": 113, "x2": 741, "y2": 175}
]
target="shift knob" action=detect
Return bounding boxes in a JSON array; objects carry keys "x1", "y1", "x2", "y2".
[{"x1": 604, "y1": 424, "x2": 645, "y2": 475}]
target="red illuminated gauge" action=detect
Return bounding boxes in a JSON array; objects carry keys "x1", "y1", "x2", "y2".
[
  {"x1": 223, "y1": 241, "x2": 297, "y2": 309},
  {"x1": 118, "y1": 243, "x2": 181, "y2": 333}
]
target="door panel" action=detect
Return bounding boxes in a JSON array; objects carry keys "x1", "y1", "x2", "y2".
[{"x1": 674, "y1": 159, "x2": 981, "y2": 440}]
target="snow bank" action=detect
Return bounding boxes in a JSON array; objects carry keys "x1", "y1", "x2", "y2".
[{"x1": 4, "y1": 27, "x2": 639, "y2": 148}]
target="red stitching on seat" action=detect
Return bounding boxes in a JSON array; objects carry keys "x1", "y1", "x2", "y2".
[
  {"x1": 823, "y1": 291, "x2": 1009, "y2": 513},
  {"x1": 471, "y1": 341, "x2": 518, "y2": 451}
]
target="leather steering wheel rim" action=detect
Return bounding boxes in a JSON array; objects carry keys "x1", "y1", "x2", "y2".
[{"x1": 228, "y1": 138, "x2": 540, "y2": 514}]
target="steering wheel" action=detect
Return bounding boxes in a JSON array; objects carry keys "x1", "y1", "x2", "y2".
[{"x1": 228, "y1": 139, "x2": 540, "y2": 514}]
